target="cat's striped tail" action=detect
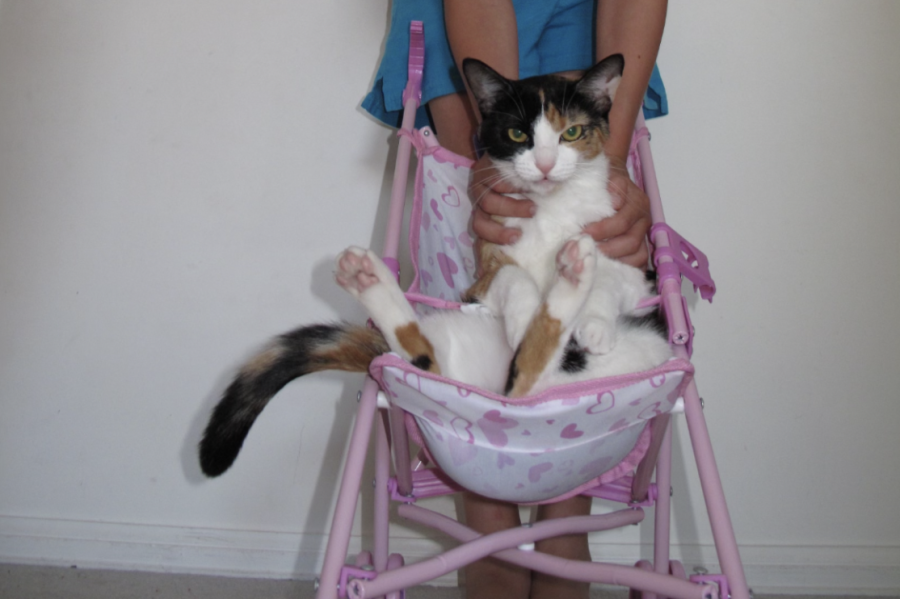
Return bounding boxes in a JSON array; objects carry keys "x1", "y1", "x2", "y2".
[{"x1": 198, "y1": 323, "x2": 389, "y2": 477}]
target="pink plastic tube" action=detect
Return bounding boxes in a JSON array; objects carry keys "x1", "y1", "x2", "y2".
[
  {"x1": 372, "y1": 412, "x2": 391, "y2": 573},
  {"x1": 381, "y1": 22, "x2": 424, "y2": 277},
  {"x1": 381, "y1": 96, "x2": 419, "y2": 278},
  {"x1": 348, "y1": 505, "x2": 717, "y2": 599},
  {"x1": 674, "y1": 351, "x2": 751, "y2": 599},
  {"x1": 648, "y1": 420, "x2": 674, "y2": 599},
  {"x1": 316, "y1": 378, "x2": 382, "y2": 599},
  {"x1": 634, "y1": 111, "x2": 749, "y2": 599},
  {"x1": 634, "y1": 112, "x2": 691, "y2": 345}
]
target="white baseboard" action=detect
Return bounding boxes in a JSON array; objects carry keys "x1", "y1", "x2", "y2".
[{"x1": 1, "y1": 515, "x2": 898, "y2": 595}]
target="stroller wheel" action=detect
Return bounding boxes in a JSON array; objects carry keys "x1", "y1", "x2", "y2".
[{"x1": 386, "y1": 553, "x2": 406, "y2": 599}]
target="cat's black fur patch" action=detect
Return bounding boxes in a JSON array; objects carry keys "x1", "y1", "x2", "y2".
[
  {"x1": 196, "y1": 323, "x2": 393, "y2": 478},
  {"x1": 199, "y1": 324, "x2": 342, "y2": 477},
  {"x1": 620, "y1": 308, "x2": 668, "y2": 338},
  {"x1": 561, "y1": 336, "x2": 588, "y2": 373},
  {"x1": 463, "y1": 56, "x2": 621, "y2": 165},
  {"x1": 411, "y1": 355, "x2": 433, "y2": 371},
  {"x1": 474, "y1": 78, "x2": 607, "y2": 163},
  {"x1": 504, "y1": 348, "x2": 521, "y2": 396}
]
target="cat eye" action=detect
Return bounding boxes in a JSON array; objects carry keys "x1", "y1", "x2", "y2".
[
  {"x1": 561, "y1": 125, "x2": 583, "y2": 141},
  {"x1": 507, "y1": 128, "x2": 528, "y2": 143}
]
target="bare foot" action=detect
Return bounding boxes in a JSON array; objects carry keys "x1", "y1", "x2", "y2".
[
  {"x1": 461, "y1": 493, "x2": 530, "y2": 599},
  {"x1": 531, "y1": 495, "x2": 592, "y2": 599}
]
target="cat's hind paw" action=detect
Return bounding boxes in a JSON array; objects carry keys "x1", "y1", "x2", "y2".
[
  {"x1": 335, "y1": 246, "x2": 392, "y2": 298},
  {"x1": 575, "y1": 317, "x2": 617, "y2": 355}
]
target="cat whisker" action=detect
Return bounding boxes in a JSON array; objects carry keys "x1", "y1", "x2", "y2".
[
  {"x1": 478, "y1": 173, "x2": 520, "y2": 194},
  {"x1": 470, "y1": 173, "x2": 521, "y2": 209},
  {"x1": 470, "y1": 168, "x2": 513, "y2": 186}
]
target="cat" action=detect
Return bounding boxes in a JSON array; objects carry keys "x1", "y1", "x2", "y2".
[{"x1": 198, "y1": 54, "x2": 672, "y2": 477}]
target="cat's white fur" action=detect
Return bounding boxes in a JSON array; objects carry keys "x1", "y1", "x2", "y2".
[{"x1": 335, "y1": 109, "x2": 672, "y2": 397}]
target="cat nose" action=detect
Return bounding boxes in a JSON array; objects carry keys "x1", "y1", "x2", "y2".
[{"x1": 536, "y1": 159, "x2": 555, "y2": 176}]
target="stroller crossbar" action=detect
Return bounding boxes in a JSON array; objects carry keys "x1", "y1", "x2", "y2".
[
  {"x1": 349, "y1": 506, "x2": 717, "y2": 599},
  {"x1": 387, "y1": 466, "x2": 660, "y2": 508}
]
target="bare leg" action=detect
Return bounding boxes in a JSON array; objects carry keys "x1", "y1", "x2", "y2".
[
  {"x1": 433, "y1": 5, "x2": 529, "y2": 597},
  {"x1": 531, "y1": 495, "x2": 593, "y2": 599},
  {"x1": 434, "y1": 7, "x2": 598, "y2": 597},
  {"x1": 461, "y1": 493, "x2": 531, "y2": 599}
]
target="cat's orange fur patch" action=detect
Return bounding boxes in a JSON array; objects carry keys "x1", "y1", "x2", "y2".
[
  {"x1": 313, "y1": 327, "x2": 390, "y2": 373},
  {"x1": 241, "y1": 345, "x2": 284, "y2": 377},
  {"x1": 544, "y1": 105, "x2": 607, "y2": 160},
  {"x1": 565, "y1": 109, "x2": 607, "y2": 160},
  {"x1": 545, "y1": 103, "x2": 565, "y2": 131},
  {"x1": 462, "y1": 243, "x2": 518, "y2": 302},
  {"x1": 570, "y1": 124, "x2": 606, "y2": 160},
  {"x1": 395, "y1": 322, "x2": 441, "y2": 374},
  {"x1": 507, "y1": 304, "x2": 564, "y2": 397}
]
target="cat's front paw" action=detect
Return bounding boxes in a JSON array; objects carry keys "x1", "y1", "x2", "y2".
[
  {"x1": 557, "y1": 235, "x2": 597, "y2": 288},
  {"x1": 335, "y1": 247, "x2": 389, "y2": 298},
  {"x1": 575, "y1": 317, "x2": 617, "y2": 355},
  {"x1": 544, "y1": 235, "x2": 597, "y2": 328}
]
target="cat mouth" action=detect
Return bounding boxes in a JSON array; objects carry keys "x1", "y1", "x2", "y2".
[{"x1": 531, "y1": 178, "x2": 559, "y2": 192}]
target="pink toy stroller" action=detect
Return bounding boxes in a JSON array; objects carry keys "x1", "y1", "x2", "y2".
[{"x1": 313, "y1": 23, "x2": 750, "y2": 599}]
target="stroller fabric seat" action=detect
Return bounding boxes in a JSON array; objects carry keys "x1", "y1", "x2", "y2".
[{"x1": 371, "y1": 354, "x2": 693, "y2": 504}]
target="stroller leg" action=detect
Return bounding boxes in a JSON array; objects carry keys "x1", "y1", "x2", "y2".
[
  {"x1": 681, "y1": 377, "x2": 750, "y2": 599},
  {"x1": 317, "y1": 377, "x2": 381, "y2": 599},
  {"x1": 649, "y1": 419, "x2": 674, "y2": 599},
  {"x1": 373, "y1": 410, "x2": 392, "y2": 573}
]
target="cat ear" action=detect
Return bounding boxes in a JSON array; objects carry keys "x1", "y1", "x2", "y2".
[
  {"x1": 462, "y1": 58, "x2": 511, "y2": 115},
  {"x1": 575, "y1": 54, "x2": 624, "y2": 112}
]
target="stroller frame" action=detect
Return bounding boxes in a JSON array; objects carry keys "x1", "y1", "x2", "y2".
[{"x1": 314, "y1": 23, "x2": 749, "y2": 599}]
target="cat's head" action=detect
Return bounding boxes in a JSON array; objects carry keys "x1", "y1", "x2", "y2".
[{"x1": 462, "y1": 55, "x2": 623, "y2": 195}]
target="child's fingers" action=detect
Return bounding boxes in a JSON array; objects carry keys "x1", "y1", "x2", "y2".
[
  {"x1": 477, "y1": 189, "x2": 535, "y2": 219},
  {"x1": 472, "y1": 205, "x2": 522, "y2": 245},
  {"x1": 597, "y1": 229, "x2": 650, "y2": 268}
]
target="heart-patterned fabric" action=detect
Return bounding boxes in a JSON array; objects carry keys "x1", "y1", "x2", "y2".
[
  {"x1": 388, "y1": 128, "x2": 685, "y2": 503},
  {"x1": 406, "y1": 132, "x2": 478, "y2": 308},
  {"x1": 371, "y1": 355, "x2": 693, "y2": 504}
]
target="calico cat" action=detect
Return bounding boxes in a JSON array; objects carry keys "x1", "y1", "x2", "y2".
[{"x1": 198, "y1": 55, "x2": 671, "y2": 477}]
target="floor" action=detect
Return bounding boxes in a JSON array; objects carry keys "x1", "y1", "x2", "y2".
[{"x1": 2, "y1": 564, "x2": 896, "y2": 599}]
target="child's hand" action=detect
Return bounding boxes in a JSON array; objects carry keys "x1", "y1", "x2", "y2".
[
  {"x1": 469, "y1": 153, "x2": 535, "y2": 245},
  {"x1": 583, "y1": 169, "x2": 651, "y2": 269}
]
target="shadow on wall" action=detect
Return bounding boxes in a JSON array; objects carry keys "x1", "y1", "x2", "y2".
[{"x1": 178, "y1": 122, "x2": 407, "y2": 572}]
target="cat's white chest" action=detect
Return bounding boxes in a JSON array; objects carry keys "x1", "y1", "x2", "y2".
[
  {"x1": 504, "y1": 216, "x2": 580, "y2": 289},
  {"x1": 502, "y1": 176, "x2": 616, "y2": 290}
]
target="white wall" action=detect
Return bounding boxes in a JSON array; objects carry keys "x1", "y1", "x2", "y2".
[{"x1": 0, "y1": 1, "x2": 898, "y2": 595}]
